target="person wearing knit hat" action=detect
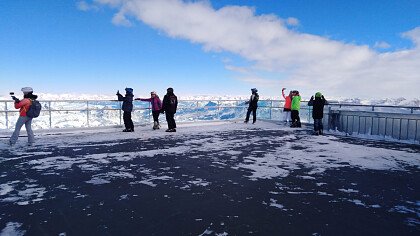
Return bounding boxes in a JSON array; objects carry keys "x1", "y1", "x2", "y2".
[
  {"x1": 244, "y1": 88, "x2": 259, "y2": 124},
  {"x1": 117, "y1": 88, "x2": 134, "y2": 132},
  {"x1": 135, "y1": 91, "x2": 162, "y2": 130},
  {"x1": 162, "y1": 87, "x2": 178, "y2": 132},
  {"x1": 9, "y1": 87, "x2": 38, "y2": 146},
  {"x1": 308, "y1": 92, "x2": 328, "y2": 135},
  {"x1": 290, "y1": 90, "x2": 301, "y2": 128}
]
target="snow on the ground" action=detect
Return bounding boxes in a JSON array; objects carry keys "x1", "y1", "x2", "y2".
[
  {"x1": 1, "y1": 121, "x2": 418, "y2": 180},
  {"x1": 0, "y1": 121, "x2": 419, "y2": 232}
]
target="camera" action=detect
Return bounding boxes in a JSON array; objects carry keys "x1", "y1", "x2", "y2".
[{"x1": 10, "y1": 92, "x2": 18, "y2": 102}]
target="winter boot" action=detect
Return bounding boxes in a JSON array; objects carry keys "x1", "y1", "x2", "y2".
[{"x1": 153, "y1": 121, "x2": 158, "y2": 130}]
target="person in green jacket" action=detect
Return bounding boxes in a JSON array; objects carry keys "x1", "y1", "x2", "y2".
[{"x1": 291, "y1": 90, "x2": 301, "y2": 128}]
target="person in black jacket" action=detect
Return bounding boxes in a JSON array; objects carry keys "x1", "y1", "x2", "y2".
[
  {"x1": 117, "y1": 88, "x2": 134, "y2": 132},
  {"x1": 308, "y1": 92, "x2": 328, "y2": 135},
  {"x1": 162, "y1": 87, "x2": 178, "y2": 132},
  {"x1": 244, "y1": 88, "x2": 259, "y2": 124}
]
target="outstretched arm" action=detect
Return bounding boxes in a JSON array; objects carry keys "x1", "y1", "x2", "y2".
[{"x1": 282, "y1": 88, "x2": 286, "y2": 99}]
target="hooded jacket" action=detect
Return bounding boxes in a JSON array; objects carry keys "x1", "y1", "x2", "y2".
[
  {"x1": 291, "y1": 95, "x2": 301, "y2": 111},
  {"x1": 248, "y1": 92, "x2": 259, "y2": 109},
  {"x1": 308, "y1": 96, "x2": 328, "y2": 119},
  {"x1": 15, "y1": 93, "x2": 38, "y2": 117},
  {"x1": 117, "y1": 93, "x2": 134, "y2": 112},
  {"x1": 162, "y1": 91, "x2": 178, "y2": 113}
]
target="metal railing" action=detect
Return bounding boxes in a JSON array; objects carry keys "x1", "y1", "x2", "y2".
[
  {"x1": 1, "y1": 99, "x2": 419, "y2": 143},
  {"x1": 326, "y1": 104, "x2": 420, "y2": 143}
]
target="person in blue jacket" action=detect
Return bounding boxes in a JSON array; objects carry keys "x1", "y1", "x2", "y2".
[{"x1": 117, "y1": 88, "x2": 134, "y2": 132}]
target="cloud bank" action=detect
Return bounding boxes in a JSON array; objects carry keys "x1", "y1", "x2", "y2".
[{"x1": 86, "y1": 0, "x2": 420, "y2": 98}]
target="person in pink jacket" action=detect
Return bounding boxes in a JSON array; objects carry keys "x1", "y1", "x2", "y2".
[
  {"x1": 135, "y1": 91, "x2": 162, "y2": 130},
  {"x1": 9, "y1": 87, "x2": 38, "y2": 146},
  {"x1": 282, "y1": 88, "x2": 292, "y2": 123}
]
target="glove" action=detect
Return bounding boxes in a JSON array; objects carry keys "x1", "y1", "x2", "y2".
[
  {"x1": 311, "y1": 96, "x2": 314, "y2": 100},
  {"x1": 11, "y1": 96, "x2": 19, "y2": 102},
  {"x1": 116, "y1": 90, "x2": 120, "y2": 95}
]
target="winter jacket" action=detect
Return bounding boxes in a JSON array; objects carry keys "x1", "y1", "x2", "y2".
[
  {"x1": 14, "y1": 93, "x2": 38, "y2": 117},
  {"x1": 15, "y1": 98, "x2": 31, "y2": 117},
  {"x1": 247, "y1": 93, "x2": 259, "y2": 108},
  {"x1": 308, "y1": 96, "x2": 328, "y2": 119},
  {"x1": 291, "y1": 95, "x2": 301, "y2": 111},
  {"x1": 139, "y1": 97, "x2": 162, "y2": 111},
  {"x1": 162, "y1": 93, "x2": 178, "y2": 113},
  {"x1": 282, "y1": 90, "x2": 292, "y2": 109},
  {"x1": 117, "y1": 93, "x2": 134, "y2": 112}
]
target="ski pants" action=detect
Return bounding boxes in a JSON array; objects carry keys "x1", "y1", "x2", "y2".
[
  {"x1": 165, "y1": 111, "x2": 176, "y2": 129},
  {"x1": 152, "y1": 111, "x2": 160, "y2": 123},
  {"x1": 10, "y1": 116, "x2": 34, "y2": 145},
  {"x1": 123, "y1": 111, "x2": 134, "y2": 130},
  {"x1": 291, "y1": 110, "x2": 301, "y2": 126},
  {"x1": 245, "y1": 107, "x2": 257, "y2": 123},
  {"x1": 314, "y1": 119, "x2": 323, "y2": 131}
]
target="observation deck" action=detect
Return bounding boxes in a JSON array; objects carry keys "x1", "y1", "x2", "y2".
[{"x1": 0, "y1": 121, "x2": 419, "y2": 235}]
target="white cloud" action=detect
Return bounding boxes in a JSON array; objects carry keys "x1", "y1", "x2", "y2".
[
  {"x1": 286, "y1": 17, "x2": 299, "y2": 26},
  {"x1": 93, "y1": 0, "x2": 420, "y2": 99},
  {"x1": 77, "y1": 1, "x2": 99, "y2": 11},
  {"x1": 374, "y1": 41, "x2": 391, "y2": 49}
]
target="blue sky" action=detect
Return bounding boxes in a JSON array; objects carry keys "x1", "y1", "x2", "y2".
[{"x1": 1, "y1": 0, "x2": 419, "y2": 98}]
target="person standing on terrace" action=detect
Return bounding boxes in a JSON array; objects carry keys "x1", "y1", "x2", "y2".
[
  {"x1": 282, "y1": 88, "x2": 292, "y2": 123},
  {"x1": 117, "y1": 88, "x2": 134, "y2": 132},
  {"x1": 308, "y1": 92, "x2": 328, "y2": 135},
  {"x1": 9, "y1": 87, "x2": 38, "y2": 146},
  {"x1": 291, "y1": 90, "x2": 301, "y2": 128},
  {"x1": 162, "y1": 87, "x2": 178, "y2": 132},
  {"x1": 135, "y1": 91, "x2": 162, "y2": 130},
  {"x1": 244, "y1": 88, "x2": 259, "y2": 124}
]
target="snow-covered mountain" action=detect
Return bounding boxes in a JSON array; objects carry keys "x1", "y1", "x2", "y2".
[{"x1": 1, "y1": 93, "x2": 419, "y2": 106}]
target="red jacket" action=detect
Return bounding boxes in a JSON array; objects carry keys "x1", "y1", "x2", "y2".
[
  {"x1": 15, "y1": 98, "x2": 31, "y2": 116},
  {"x1": 282, "y1": 90, "x2": 292, "y2": 109}
]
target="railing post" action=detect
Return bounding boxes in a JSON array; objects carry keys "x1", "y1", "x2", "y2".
[
  {"x1": 398, "y1": 119, "x2": 402, "y2": 140},
  {"x1": 269, "y1": 100, "x2": 272, "y2": 120},
  {"x1": 217, "y1": 100, "x2": 220, "y2": 120},
  {"x1": 86, "y1": 101, "x2": 90, "y2": 127},
  {"x1": 372, "y1": 106, "x2": 375, "y2": 111},
  {"x1": 49, "y1": 101, "x2": 52, "y2": 129},
  {"x1": 5, "y1": 102, "x2": 8, "y2": 129}
]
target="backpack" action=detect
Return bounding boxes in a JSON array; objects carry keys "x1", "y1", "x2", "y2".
[{"x1": 27, "y1": 99, "x2": 42, "y2": 118}]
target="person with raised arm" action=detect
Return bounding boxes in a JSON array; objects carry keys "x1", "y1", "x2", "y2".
[
  {"x1": 308, "y1": 92, "x2": 328, "y2": 135},
  {"x1": 282, "y1": 88, "x2": 292, "y2": 123},
  {"x1": 117, "y1": 88, "x2": 134, "y2": 132}
]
